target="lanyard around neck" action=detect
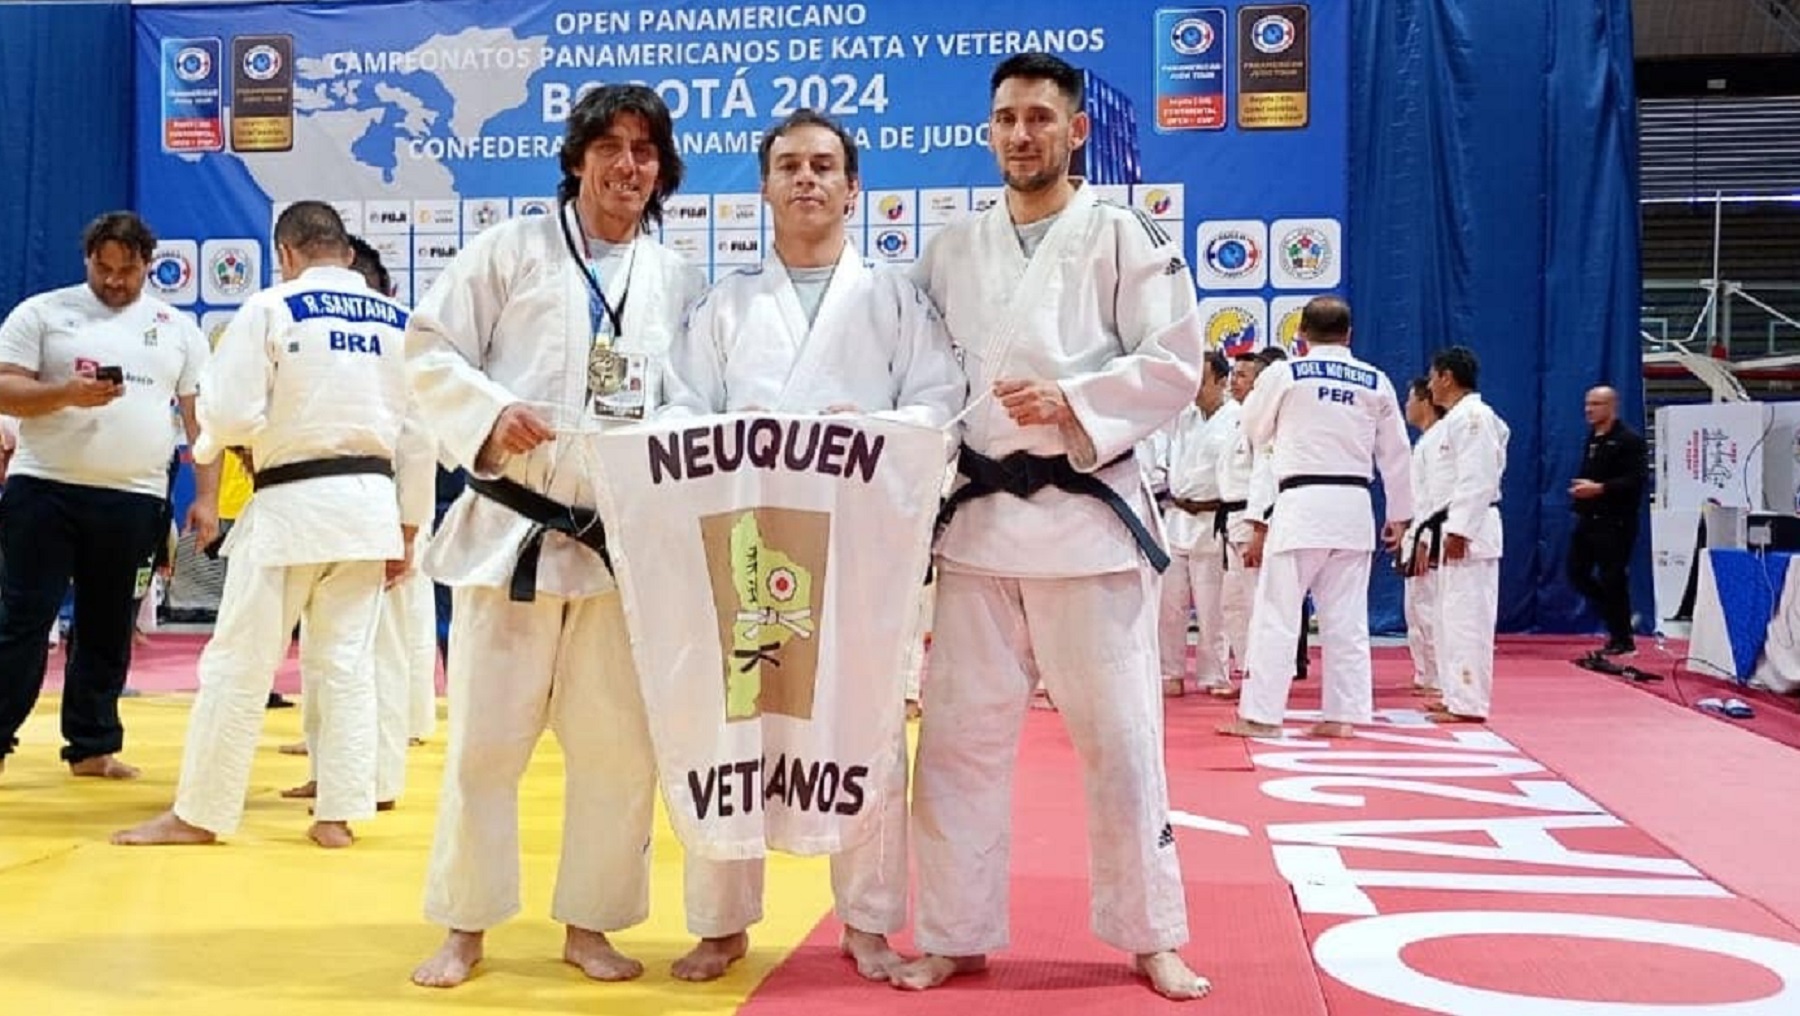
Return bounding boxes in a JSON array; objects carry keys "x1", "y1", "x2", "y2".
[{"x1": 559, "y1": 200, "x2": 633, "y2": 337}]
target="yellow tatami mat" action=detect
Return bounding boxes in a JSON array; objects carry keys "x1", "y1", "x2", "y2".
[{"x1": 0, "y1": 693, "x2": 834, "y2": 1016}]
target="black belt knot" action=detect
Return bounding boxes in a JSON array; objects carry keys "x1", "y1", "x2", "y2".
[
  {"x1": 936, "y1": 446, "x2": 1170, "y2": 572},
  {"x1": 467, "y1": 476, "x2": 612, "y2": 602}
]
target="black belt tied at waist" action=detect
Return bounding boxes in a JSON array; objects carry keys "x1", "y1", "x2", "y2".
[
  {"x1": 1210, "y1": 499, "x2": 1250, "y2": 569},
  {"x1": 1401, "y1": 501, "x2": 1502, "y2": 577},
  {"x1": 937, "y1": 446, "x2": 1170, "y2": 572},
  {"x1": 1171, "y1": 496, "x2": 1223, "y2": 515},
  {"x1": 253, "y1": 455, "x2": 393, "y2": 489},
  {"x1": 1278, "y1": 474, "x2": 1373, "y2": 493},
  {"x1": 467, "y1": 475, "x2": 612, "y2": 602}
]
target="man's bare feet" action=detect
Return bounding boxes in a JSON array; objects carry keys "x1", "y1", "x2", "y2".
[
  {"x1": 308, "y1": 820, "x2": 354, "y2": 848},
  {"x1": 278, "y1": 741, "x2": 309, "y2": 756},
  {"x1": 408, "y1": 737, "x2": 424, "y2": 746},
  {"x1": 1216, "y1": 718, "x2": 1282, "y2": 738},
  {"x1": 282, "y1": 780, "x2": 317, "y2": 799},
  {"x1": 1135, "y1": 951, "x2": 1212, "y2": 1001},
  {"x1": 840, "y1": 926, "x2": 904, "y2": 981},
  {"x1": 1308, "y1": 721, "x2": 1356, "y2": 738},
  {"x1": 891, "y1": 953, "x2": 987, "y2": 991},
  {"x1": 1207, "y1": 684, "x2": 1241, "y2": 699},
  {"x1": 565, "y1": 925, "x2": 644, "y2": 981},
  {"x1": 70, "y1": 754, "x2": 139, "y2": 779},
  {"x1": 412, "y1": 930, "x2": 482, "y2": 988},
  {"x1": 1163, "y1": 678, "x2": 1186, "y2": 698},
  {"x1": 112, "y1": 810, "x2": 217, "y2": 846},
  {"x1": 672, "y1": 932, "x2": 748, "y2": 982},
  {"x1": 905, "y1": 699, "x2": 923, "y2": 721}
]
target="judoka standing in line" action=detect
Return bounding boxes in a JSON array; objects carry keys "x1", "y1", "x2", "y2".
[
  {"x1": 1157, "y1": 351, "x2": 1243, "y2": 697},
  {"x1": 280, "y1": 236, "x2": 435, "y2": 809},
  {"x1": 662, "y1": 107, "x2": 966, "y2": 983},
  {"x1": 893, "y1": 52, "x2": 1210, "y2": 1001},
  {"x1": 405, "y1": 84, "x2": 707, "y2": 989},
  {"x1": 1401, "y1": 377, "x2": 1448, "y2": 696},
  {"x1": 112, "y1": 201, "x2": 428, "y2": 849},
  {"x1": 1423, "y1": 346, "x2": 1509, "y2": 723},
  {"x1": 1218, "y1": 297, "x2": 1411, "y2": 740},
  {"x1": 1202, "y1": 352, "x2": 1269, "y2": 701}
]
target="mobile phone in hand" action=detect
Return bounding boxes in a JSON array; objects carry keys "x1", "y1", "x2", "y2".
[{"x1": 95, "y1": 365, "x2": 124, "y2": 385}]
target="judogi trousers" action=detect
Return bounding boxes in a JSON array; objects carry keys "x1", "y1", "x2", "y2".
[
  {"x1": 1433, "y1": 557, "x2": 1500, "y2": 718},
  {"x1": 912, "y1": 568, "x2": 1189, "y2": 956},
  {"x1": 1404, "y1": 571, "x2": 1440, "y2": 689},
  {"x1": 1239, "y1": 548, "x2": 1373, "y2": 728},
  {"x1": 423, "y1": 585, "x2": 656, "y2": 933},
  {"x1": 1187, "y1": 527, "x2": 1249, "y2": 685},
  {"x1": 904, "y1": 581, "x2": 936, "y2": 703},
  {"x1": 1220, "y1": 540, "x2": 1255, "y2": 674},
  {"x1": 1155, "y1": 549, "x2": 1197, "y2": 683},
  {"x1": 298, "y1": 570, "x2": 433, "y2": 802},
  {"x1": 174, "y1": 559, "x2": 384, "y2": 833},
  {"x1": 684, "y1": 733, "x2": 909, "y2": 937},
  {"x1": 395, "y1": 569, "x2": 440, "y2": 740}
]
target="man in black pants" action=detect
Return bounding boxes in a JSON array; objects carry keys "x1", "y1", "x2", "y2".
[
  {"x1": 1568, "y1": 385, "x2": 1646, "y2": 656},
  {"x1": 0, "y1": 212, "x2": 218, "y2": 779}
]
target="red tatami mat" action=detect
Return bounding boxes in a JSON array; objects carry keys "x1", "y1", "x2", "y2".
[{"x1": 749, "y1": 642, "x2": 1800, "y2": 1014}]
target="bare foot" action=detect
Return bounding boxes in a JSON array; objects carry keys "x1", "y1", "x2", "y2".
[
  {"x1": 564, "y1": 925, "x2": 644, "y2": 981},
  {"x1": 308, "y1": 820, "x2": 354, "y2": 848},
  {"x1": 278, "y1": 741, "x2": 309, "y2": 756},
  {"x1": 1410, "y1": 684, "x2": 1440, "y2": 697},
  {"x1": 1308, "y1": 721, "x2": 1356, "y2": 738},
  {"x1": 412, "y1": 930, "x2": 482, "y2": 988},
  {"x1": 282, "y1": 780, "x2": 317, "y2": 799},
  {"x1": 905, "y1": 699, "x2": 923, "y2": 721},
  {"x1": 1216, "y1": 719, "x2": 1283, "y2": 738},
  {"x1": 1428, "y1": 711, "x2": 1487, "y2": 724},
  {"x1": 891, "y1": 954, "x2": 986, "y2": 991},
  {"x1": 112, "y1": 810, "x2": 216, "y2": 846},
  {"x1": 672, "y1": 932, "x2": 748, "y2": 982},
  {"x1": 840, "y1": 926, "x2": 904, "y2": 981},
  {"x1": 1207, "y1": 684, "x2": 1241, "y2": 700},
  {"x1": 70, "y1": 754, "x2": 140, "y2": 779},
  {"x1": 1163, "y1": 678, "x2": 1186, "y2": 698},
  {"x1": 1135, "y1": 951, "x2": 1212, "y2": 1000},
  {"x1": 408, "y1": 737, "x2": 424, "y2": 746}
]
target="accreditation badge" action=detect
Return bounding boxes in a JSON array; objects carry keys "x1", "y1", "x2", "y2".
[{"x1": 587, "y1": 333, "x2": 649, "y2": 421}]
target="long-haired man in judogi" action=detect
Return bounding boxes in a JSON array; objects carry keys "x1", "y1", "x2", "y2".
[{"x1": 403, "y1": 85, "x2": 707, "y2": 988}]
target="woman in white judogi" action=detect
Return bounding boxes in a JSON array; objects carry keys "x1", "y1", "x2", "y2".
[
  {"x1": 661, "y1": 109, "x2": 965, "y2": 983},
  {"x1": 405, "y1": 85, "x2": 707, "y2": 989}
]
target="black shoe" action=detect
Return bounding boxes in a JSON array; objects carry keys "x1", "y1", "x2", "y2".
[
  {"x1": 266, "y1": 692, "x2": 295, "y2": 709},
  {"x1": 1599, "y1": 639, "x2": 1636, "y2": 658}
]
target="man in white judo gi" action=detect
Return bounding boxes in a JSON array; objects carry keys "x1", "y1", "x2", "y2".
[
  {"x1": 1204, "y1": 352, "x2": 1269, "y2": 700},
  {"x1": 893, "y1": 52, "x2": 1210, "y2": 1001},
  {"x1": 280, "y1": 236, "x2": 435, "y2": 809},
  {"x1": 405, "y1": 84, "x2": 707, "y2": 989},
  {"x1": 1219, "y1": 297, "x2": 1411, "y2": 740},
  {"x1": 1157, "y1": 351, "x2": 1243, "y2": 697},
  {"x1": 1422, "y1": 346, "x2": 1508, "y2": 722},
  {"x1": 662, "y1": 108, "x2": 966, "y2": 983},
  {"x1": 1400, "y1": 377, "x2": 1448, "y2": 696},
  {"x1": 112, "y1": 200, "x2": 427, "y2": 850}
]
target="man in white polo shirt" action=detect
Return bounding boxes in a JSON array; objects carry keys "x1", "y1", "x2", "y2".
[{"x1": 0, "y1": 211, "x2": 217, "y2": 779}]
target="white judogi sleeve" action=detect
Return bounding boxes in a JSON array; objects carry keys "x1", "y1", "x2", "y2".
[
  {"x1": 405, "y1": 229, "x2": 521, "y2": 476},
  {"x1": 194, "y1": 301, "x2": 277, "y2": 463},
  {"x1": 1058, "y1": 215, "x2": 1205, "y2": 471},
  {"x1": 1440, "y1": 394, "x2": 1509, "y2": 559}
]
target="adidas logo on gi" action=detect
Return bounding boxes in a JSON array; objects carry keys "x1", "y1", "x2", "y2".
[{"x1": 1157, "y1": 822, "x2": 1175, "y2": 849}]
